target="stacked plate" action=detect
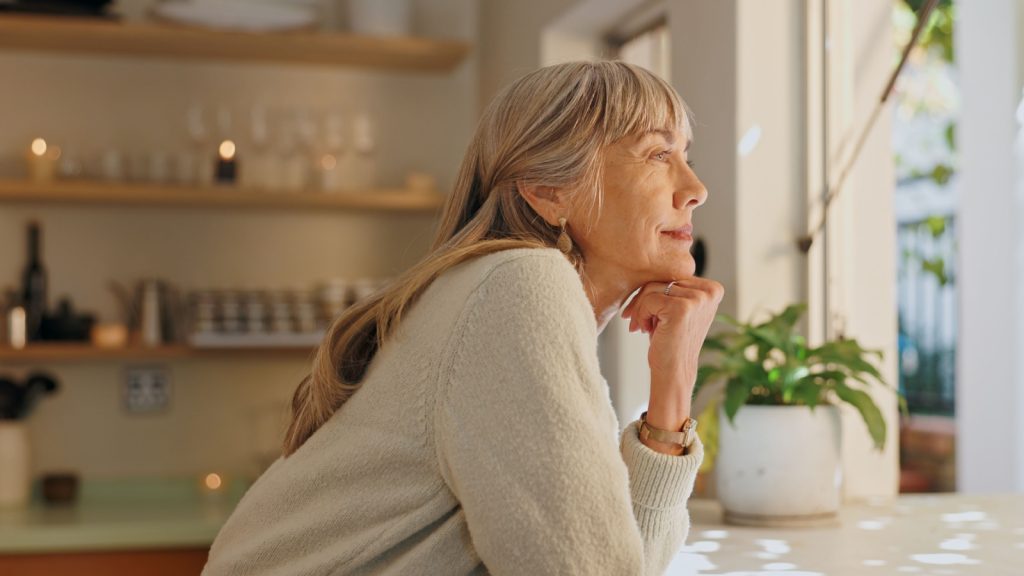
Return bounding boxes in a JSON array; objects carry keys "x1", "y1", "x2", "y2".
[{"x1": 151, "y1": 0, "x2": 319, "y2": 32}]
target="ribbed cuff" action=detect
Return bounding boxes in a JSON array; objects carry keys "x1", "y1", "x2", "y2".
[{"x1": 619, "y1": 418, "x2": 704, "y2": 510}]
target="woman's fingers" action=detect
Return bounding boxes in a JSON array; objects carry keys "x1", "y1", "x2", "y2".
[
  {"x1": 619, "y1": 276, "x2": 727, "y2": 405},
  {"x1": 623, "y1": 277, "x2": 725, "y2": 334}
]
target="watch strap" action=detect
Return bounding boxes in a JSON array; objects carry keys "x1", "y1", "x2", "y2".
[{"x1": 638, "y1": 411, "x2": 697, "y2": 448}]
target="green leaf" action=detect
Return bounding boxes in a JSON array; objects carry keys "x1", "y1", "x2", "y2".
[
  {"x1": 898, "y1": 393, "x2": 910, "y2": 418},
  {"x1": 921, "y1": 257, "x2": 950, "y2": 286},
  {"x1": 724, "y1": 377, "x2": 751, "y2": 424},
  {"x1": 739, "y1": 361, "x2": 772, "y2": 398},
  {"x1": 702, "y1": 336, "x2": 728, "y2": 352},
  {"x1": 944, "y1": 123, "x2": 955, "y2": 150},
  {"x1": 750, "y1": 326, "x2": 786, "y2": 351},
  {"x1": 748, "y1": 304, "x2": 807, "y2": 353},
  {"x1": 930, "y1": 164, "x2": 953, "y2": 185},
  {"x1": 695, "y1": 365, "x2": 724, "y2": 395},
  {"x1": 793, "y1": 369, "x2": 845, "y2": 407},
  {"x1": 808, "y1": 340, "x2": 886, "y2": 385},
  {"x1": 790, "y1": 382, "x2": 823, "y2": 408},
  {"x1": 780, "y1": 365, "x2": 810, "y2": 403},
  {"x1": 833, "y1": 382, "x2": 887, "y2": 451},
  {"x1": 782, "y1": 365, "x2": 811, "y2": 386},
  {"x1": 773, "y1": 303, "x2": 807, "y2": 330},
  {"x1": 801, "y1": 369, "x2": 848, "y2": 384},
  {"x1": 925, "y1": 215, "x2": 947, "y2": 238},
  {"x1": 716, "y1": 313, "x2": 743, "y2": 327}
]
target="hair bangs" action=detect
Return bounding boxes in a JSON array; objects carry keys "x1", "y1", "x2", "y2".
[{"x1": 602, "y1": 63, "x2": 692, "y2": 146}]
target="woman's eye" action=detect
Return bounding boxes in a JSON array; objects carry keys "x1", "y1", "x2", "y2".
[
  {"x1": 687, "y1": 160, "x2": 696, "y2": 169},
  {"x1": 653, "y1": 149, "x2": 672, "y2": 161}
]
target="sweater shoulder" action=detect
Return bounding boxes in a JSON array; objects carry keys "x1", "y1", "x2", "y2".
[
  {"x1": 452, "y1": 247, "x2": 591, "y2": 322},
  {"x1": 456, "y1": 247, "x2": 579, "y2": 292}
]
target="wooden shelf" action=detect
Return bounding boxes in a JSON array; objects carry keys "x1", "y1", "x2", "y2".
[
  {"x1": 0, "y1": 14, "x2": 471, "y2": 72},
  {"x1": 0, "y1": 343, "x2": 315, "y2": 363},
  {"x1": 0, "y1": 179, "x2": 445, "y2": 213}
]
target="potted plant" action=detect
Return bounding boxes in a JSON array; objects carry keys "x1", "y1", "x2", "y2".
[{"x1": 693, "y1": 303, "x2": 901, "y2": 527}]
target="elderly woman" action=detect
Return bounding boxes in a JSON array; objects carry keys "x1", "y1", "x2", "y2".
[{"x1": 203, "y1": 60, "x2": 724, "y2": 576}]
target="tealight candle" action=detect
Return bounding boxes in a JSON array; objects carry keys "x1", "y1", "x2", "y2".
[
  {"x1": 26, "y1": 138, "x2": 62, "y2": 183},
  {"x1": 215, "y1": 139, "x2": 238, "y2": 184},
  {"x1": 198, "y1": 471, "x2": 229, "y2": 503}
]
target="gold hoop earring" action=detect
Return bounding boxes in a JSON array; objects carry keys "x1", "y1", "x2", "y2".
[{"x1": 556, "y1": 216, "x2": 573, "y2": 254}]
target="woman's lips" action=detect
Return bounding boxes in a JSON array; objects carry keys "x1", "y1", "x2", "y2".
[{"x1": 661, "y1": 225, "x2": 693, "y2": 241}]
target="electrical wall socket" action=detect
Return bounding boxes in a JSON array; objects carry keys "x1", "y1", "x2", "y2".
[{"x1": 123, "y1": 366, "x2": 172, "y2": 414}]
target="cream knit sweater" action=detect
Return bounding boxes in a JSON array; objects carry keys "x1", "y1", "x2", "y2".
[{"x1": 202, "y1": 247, "x2": 703, "y2": 576}]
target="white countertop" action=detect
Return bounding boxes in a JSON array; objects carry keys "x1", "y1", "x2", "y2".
[{"x1": 669, "y1": 494, "x2": 1024, "y2": 575}]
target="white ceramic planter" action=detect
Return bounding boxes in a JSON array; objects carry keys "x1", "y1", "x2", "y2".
[
  {"x1": 0, "y1": 421, "x2": 31, "y2": 508},
  {"x1": 348, "y1": 0, "x2": 412, "y2": 37},
  {"x1": 716, "y1": 404, "x2": 842, "y2": 527}
]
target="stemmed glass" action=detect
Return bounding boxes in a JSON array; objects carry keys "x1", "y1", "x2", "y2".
[{"x1": 185, "y1": 102, "x2": 210, "y2": 185}]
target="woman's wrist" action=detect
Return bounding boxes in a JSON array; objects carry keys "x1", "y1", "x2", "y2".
[
  {"x1": 643, "y1": 373, "x2": 696, "y2": 455},
  {"x1": 643, "y1": 406, "x2": 692, "y2": 431},
  {"x1": 646, "y1": 391, "x2": 692, "y2": 430}
]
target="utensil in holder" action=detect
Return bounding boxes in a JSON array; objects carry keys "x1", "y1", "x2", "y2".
[{"x1": 0, "y1": 421, "x2": 31, "y2": 507}]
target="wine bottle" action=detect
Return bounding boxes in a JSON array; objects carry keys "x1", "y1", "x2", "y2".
[{"x1": 21, "y1": 221, "x2": 48, "y2": 342}]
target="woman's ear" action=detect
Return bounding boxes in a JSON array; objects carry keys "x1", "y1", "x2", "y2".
[{"x1": 516, "y1": 181, "x2": 568, "y2": 226}]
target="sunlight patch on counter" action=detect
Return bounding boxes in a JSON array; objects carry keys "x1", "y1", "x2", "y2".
[{"x1": 911, "y1": 553, "x2": 981, "y2": 565}]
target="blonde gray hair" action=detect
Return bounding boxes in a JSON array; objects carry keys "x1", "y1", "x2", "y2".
[{"x1": 283, "y1": 60, "x2": 692, "y2": 456}]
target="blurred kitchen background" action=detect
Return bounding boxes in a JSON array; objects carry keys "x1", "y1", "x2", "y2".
[{"x1": 0, "y1": 0, "x2": 1022, "y2": 573}]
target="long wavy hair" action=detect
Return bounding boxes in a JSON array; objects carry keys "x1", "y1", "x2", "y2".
[{"x1": 282, "y1": 60, "x2": 692, "y2": 456}]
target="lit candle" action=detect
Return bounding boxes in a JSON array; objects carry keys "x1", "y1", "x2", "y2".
[
  {"x1": 204, "y1": 472, "x2": 222, "y2": 490},
  {"x1": 26, "y1": 138, "x2": 62, "y2": 183},
  {"x1": 215, "y1": 140, "x2": 238, "y2": 184},
  {"x1": 198, "y1": 471, "x2": 228, "y2": 503}
]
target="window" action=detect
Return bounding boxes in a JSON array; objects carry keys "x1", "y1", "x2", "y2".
[{"x1": 609, "y1": 16, "x2": 670, "y2": 80}]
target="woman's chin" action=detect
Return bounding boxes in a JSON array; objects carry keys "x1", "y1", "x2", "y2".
[
  {"x1": 640, "y1": 260, "x2": 695, "y2": 285},
  {"x1": 662, "y1": 256, "x2": 696, "y2": 280}
]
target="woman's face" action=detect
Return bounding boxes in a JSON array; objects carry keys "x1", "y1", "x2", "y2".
[{"x1": 571, "y1": 127, "x2": 708, "y2": 288}]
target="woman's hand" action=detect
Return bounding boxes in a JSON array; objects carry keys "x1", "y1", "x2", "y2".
[{"x1": 620, "y1": 277, "x2": 725, "y2": 441}]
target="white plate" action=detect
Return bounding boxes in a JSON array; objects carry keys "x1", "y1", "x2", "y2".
[{"x1": 152, "y1": 0, "x2": 317, "y2": 32}]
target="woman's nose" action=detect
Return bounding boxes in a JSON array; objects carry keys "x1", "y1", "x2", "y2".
[{"x1": 675, "y1": 170, "x2": 708, "y2": 210}]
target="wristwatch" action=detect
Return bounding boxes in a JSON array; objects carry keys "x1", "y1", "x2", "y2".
[{"x1": 638, "y1": 411, "x2": 698, "y2": 449}]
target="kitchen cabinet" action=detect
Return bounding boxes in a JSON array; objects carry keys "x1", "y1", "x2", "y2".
[{"x1": 0, "y1": 548, "x2": 208, "y2": 576}]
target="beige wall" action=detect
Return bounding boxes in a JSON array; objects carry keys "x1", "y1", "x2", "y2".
[
  {"x1": 957, "y1": 0, "x2": 1024, "y2": 492},
  {"x1": 479, "y1": 0, "x2": 577, "y2": 107},
  {"x1": 823, "y1": 0, "x2": 901, "y2": 500},
  {"x1": 1, "y1": 0, "x2": 478, "y2": 480}
]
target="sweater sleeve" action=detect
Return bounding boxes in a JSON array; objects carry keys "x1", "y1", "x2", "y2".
[{"x1": 433, "y1": 251, "x2": 703, "y2": 576}]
